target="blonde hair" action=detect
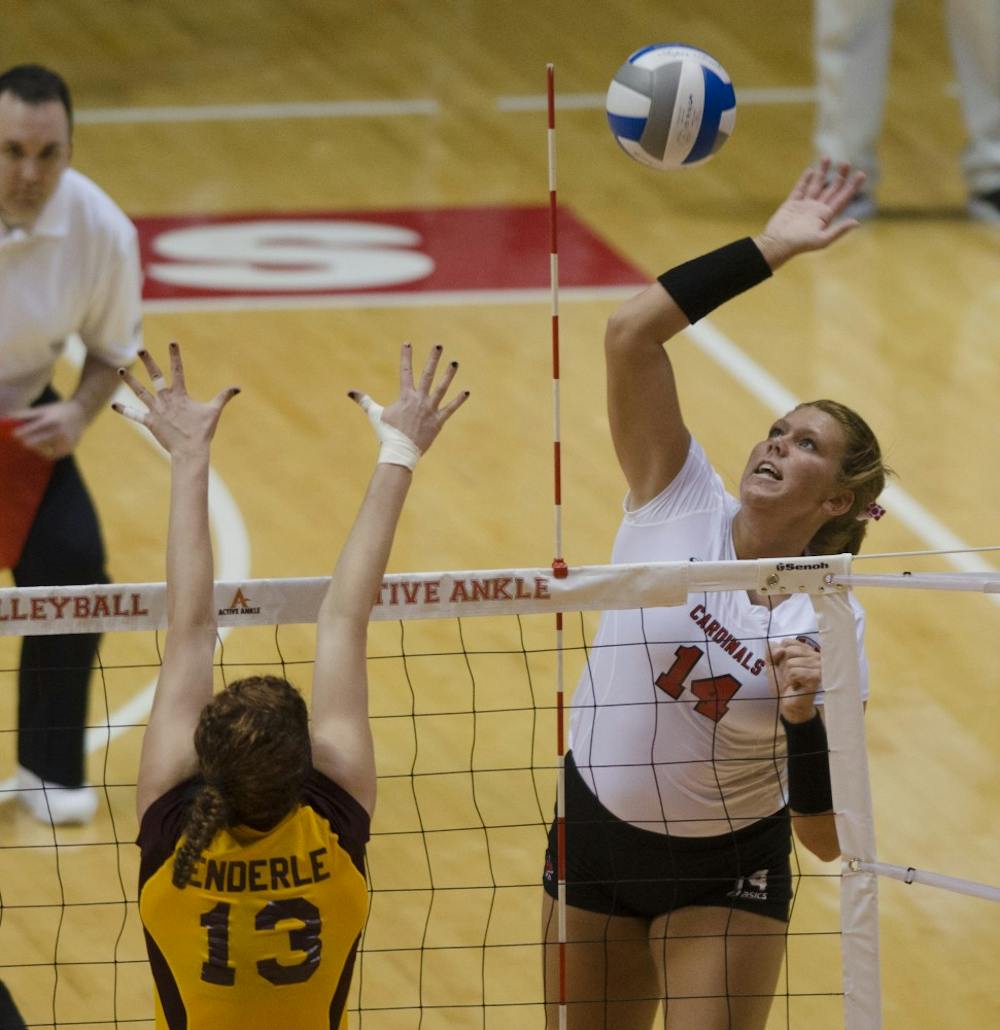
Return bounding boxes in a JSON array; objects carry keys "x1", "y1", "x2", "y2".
[{"x1": 800, "y1": 399, "x2": 892, "y2": 556}]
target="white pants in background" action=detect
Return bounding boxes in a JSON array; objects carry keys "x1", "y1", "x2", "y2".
[{"x1": 814, "y1": 0, "x2": 1000, "y2": 195}]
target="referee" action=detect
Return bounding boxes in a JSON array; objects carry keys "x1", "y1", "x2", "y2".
[{"x1": 0, "y1": 64, "x2": 142, "y2": 824}]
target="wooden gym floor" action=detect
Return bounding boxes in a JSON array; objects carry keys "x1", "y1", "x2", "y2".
[{"x1": 2, "y1": 1, "x2": 998, "y2": 1026}]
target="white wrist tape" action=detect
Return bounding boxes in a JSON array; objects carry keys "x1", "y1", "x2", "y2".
[{"x1": 356, "y1": 394, "x2": 422, "y2": 469}]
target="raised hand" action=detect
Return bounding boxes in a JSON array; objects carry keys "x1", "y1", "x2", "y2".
[
  {"x1": 112, "y1": 343, "x2": 240, "y2": 457},
  {"x1": 754, "y1": 158, "x2": 867, "y2": 270},
  {"x1": 350, "y1": 342, "x2": 469, "y2": 466}
]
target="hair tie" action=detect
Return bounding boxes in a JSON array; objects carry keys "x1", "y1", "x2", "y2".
[{"x1": 856, "y1": 501, "x2": 886, "y2": 523}]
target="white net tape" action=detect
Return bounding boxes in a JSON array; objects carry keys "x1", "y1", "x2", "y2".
[{"x1": 0, "y1": 555, "x2": 847, "y2": 637}]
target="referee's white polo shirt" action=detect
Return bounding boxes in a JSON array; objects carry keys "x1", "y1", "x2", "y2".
[{"x1": 0, "y1": 167, "x2": 143, "y2": 414}]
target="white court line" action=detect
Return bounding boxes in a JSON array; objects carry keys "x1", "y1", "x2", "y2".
[
  {"x1": 143, "y1": 284, "x2": 640, "y2": 315},
  {"x1": 0, "y1": 336, "x2": 251, "y2": 799},
  {"x1": 75, "y1": 98, "x2": 439, "y2": 126},
  {"x1": 497, "y1": 82, "x2": 966, "y2": 113},
  {"x1": 75, "y1": 91, "x2": 802, "y2": 126},
  {"x1": 73, "y1": 83, "x2": 959, "y2": 126},
  {"x1": 497, "y1": 87, "x2": 819, "y2": 112}
]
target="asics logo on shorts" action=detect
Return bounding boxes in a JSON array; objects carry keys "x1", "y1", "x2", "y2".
[
  {"x1": 543, "y1": 851, "x2": 554, "y2": 883},
  {"x1": 727, "y1": 868, "x2": 769, "y2": 901}
]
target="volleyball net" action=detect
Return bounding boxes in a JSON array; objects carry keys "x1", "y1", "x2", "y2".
[{"x1": 1, "y1": 555, "x2": 998, "y2": 1028}]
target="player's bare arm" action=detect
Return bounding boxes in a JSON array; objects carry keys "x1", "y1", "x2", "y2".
[
  {"x1": 310, "y1": 343, "x2": 468, "y2": 815},
  {"x1": 606, "y1": 158, "x2": 865, "y2": 511},
  {"x1": 114, "y1": 343, "x2": 240, "y2": 820}
]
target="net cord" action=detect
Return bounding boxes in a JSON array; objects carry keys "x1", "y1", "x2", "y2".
[
  {"x1": 832, "y1": 571, "x2": 1000, "y2": 592},
  {"x1": 847, "y1": 861, "x2": 1000, "y2": 903},
  {"x1": 853, "y1": 545, "x2": 1000, "y2": 560}
]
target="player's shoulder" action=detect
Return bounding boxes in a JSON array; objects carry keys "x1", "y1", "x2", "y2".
[
  {"x1": 59, "y1": 169, "x2": 136, "y2": 241},
  {"x1": 664, "y1": 435, "x2": 726, "y2": 506},
  {"x1": 302, "y1": 770, "x2": 370, "y2": 836},
  {"x1": 624, "y1": 435, "x2": 727, "y2": 525},
  {"x1": 299, "y1": 769, "x2": 370, "y2": 873}
]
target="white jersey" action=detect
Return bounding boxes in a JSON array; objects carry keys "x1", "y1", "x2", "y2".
[
  {"x1": 0, "y1": 168, "x2": 142, "y2": 413},
  {"x1": 569, "y1": 437, "x2": 868, "y2": 836}
]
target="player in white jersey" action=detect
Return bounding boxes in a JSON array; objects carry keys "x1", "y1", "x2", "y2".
[{"x1": 542, "y1": 160, "x2": 891, "y2": 1029}]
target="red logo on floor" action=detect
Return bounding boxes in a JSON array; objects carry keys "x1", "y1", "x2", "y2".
[{"x1": 133, "y1": 206, "x2": 645, "y2": 299}]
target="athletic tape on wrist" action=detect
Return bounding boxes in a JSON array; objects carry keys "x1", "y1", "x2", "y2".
[
  {"x1": 657, "y1": 237, "x2": 773, "y2": 324},
  {"x1": 356, "y1": 395, "x2": 422, "y2": 469},
  {"x1": 780, "y1": 711, "x2": 834, "y2": 814}
]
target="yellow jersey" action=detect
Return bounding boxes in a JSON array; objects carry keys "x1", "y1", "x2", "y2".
[{"x1": 137, "y1": 769, "x2": 369, "y2": 1029}]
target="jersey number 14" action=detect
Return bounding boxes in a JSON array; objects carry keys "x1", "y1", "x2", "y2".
[{"x1": 655, "y1": 644, "x2": 742, "y2": 723}]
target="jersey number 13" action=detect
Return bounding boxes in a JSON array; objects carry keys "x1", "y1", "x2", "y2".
[{"x1": 200, "y1": 898, "x2": 322, "y2": 986}]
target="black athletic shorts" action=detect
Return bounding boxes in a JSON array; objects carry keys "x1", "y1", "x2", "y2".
[{"x1": 543, "y1": 751, "x2": 793, "y2": 923}]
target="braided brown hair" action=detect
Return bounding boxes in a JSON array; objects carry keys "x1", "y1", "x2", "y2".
[
  {"x1": 801, "y1": 399, "x2": 893, "y2": 557},
  {"x1": 171, "y1": 675, "x2": 312, "y2": 889}
]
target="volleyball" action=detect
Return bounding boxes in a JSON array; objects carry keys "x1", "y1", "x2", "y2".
[{"x1": 605, "y1": 44, "x2": 736, "y2": 170}]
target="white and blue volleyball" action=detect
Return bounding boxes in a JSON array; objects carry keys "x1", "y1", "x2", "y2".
[{"x1": 606, "y1": 44, "x2": 736, "y2": 170}]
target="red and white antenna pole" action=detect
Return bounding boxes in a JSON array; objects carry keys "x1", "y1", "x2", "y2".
[{"x1": 547, "y1": 61, "x2": 569, "y2": 1030}]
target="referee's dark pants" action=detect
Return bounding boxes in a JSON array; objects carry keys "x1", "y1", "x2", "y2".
[{"x1": 13, "y1": 390, "x2": 109, "y2": 788}]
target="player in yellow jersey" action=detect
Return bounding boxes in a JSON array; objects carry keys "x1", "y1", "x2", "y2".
[{"x1": 114, "y1": 341, "x2": 468, "y2": 1029}]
